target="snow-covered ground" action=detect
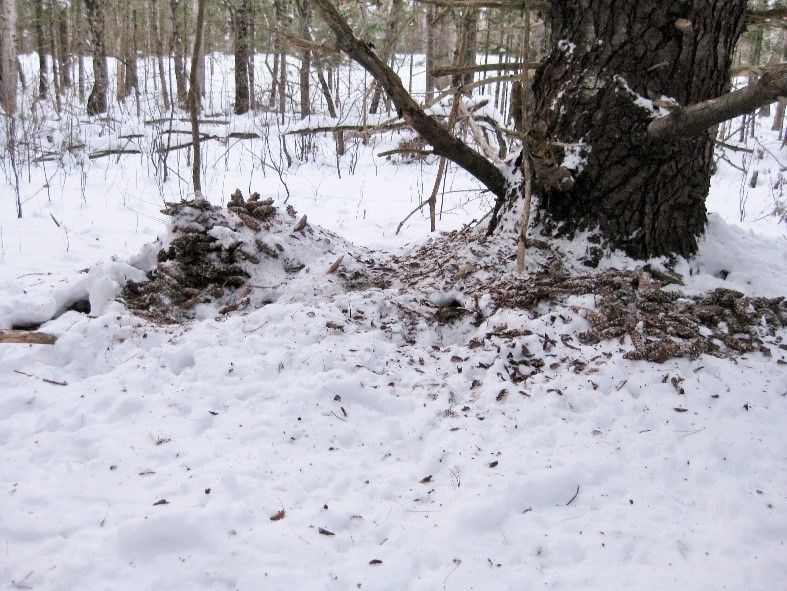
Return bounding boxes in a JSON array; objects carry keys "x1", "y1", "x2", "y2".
[{"x1": 0, "y1": 55, "x2": 785, "y2": 590}]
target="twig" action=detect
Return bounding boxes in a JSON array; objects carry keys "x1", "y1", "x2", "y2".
[
  {"x1": 517, "y1": 149, "x2": 533, "y2": 273},
  {"x1": 395, "y1": 198, "x2": 432, "y2": 235},
  {"x1": 564, "y1": 485, "x2": 580, "y2": 506},
  {"x1": 458, "y1": 100, "x2": 503, "y2": 165}
]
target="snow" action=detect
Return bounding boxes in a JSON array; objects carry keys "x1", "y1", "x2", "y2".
[
  {"x1": 557, "y1": 40, "x2": 577, "y2": 57},
  {"x1": 561, "y1": 143, "x2": 590, "y2": 174},
  {"x1": 1, "y1": 54, "x2": 786, "y2": 591},
  {"x1": 615, "y1": 75, "x2": 677, "y2": 118}
]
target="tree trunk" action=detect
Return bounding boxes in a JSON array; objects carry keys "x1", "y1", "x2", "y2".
[
  {"x1": 231, "y1": 0, "x2": 251, "y2": 115},
  {"x1": 296, "y1": 0, "x2": 311, "y2": 119},
  {"x1": 151, "y1": 0, "x2": 171, "y2": 111},
  {"x1": 34, "y1": 0, "x2": 47, "y2": 99},
  {"x1": 0, "y1": 0, "x2": 17, "y2": 114},
  {"x1": 170, "y1": 0, "x2": 189, "y2": 108},
  {"x1": 125, "y1": 7, "x2": 140, "y2": 103},
  {"x1": 529, "y1": 0, "x2": 748, "y2": 260},
  {"x1": 57, "y1": 4, "x2": 71, "y2": 88},
  {"x1": 771, "y1": 29, "x2": 787, "y2": 134},
  {"x1": 189, "y1": 0, "x2": 207, "y2": 198},
  {"x1": 48, "y1": 0, "x2": 62, "y2": 112},
  {"x1": 247, "y1": 2, "x2": 256, "y2": 110},
  {"x1": 75, "y1": 1, "x2": 85, "y2": 103},
  {"x1": 84, "y1": 0, "x2": 108, "y2": 115},
  {"x1": 455, "y1": 7, "x2": 477, "y2": 87},
  {"x1": 425, "y1": 5, "x2": 436, "y2": 102}
]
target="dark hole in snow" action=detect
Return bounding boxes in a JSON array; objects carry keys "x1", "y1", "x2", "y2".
[
  {"x1": 11, "y1": 298, "x2": 91, "y2": 331},
  {"x1": 10, "y1": 321, "x2": 45, "y2": 331},
  {"x1": 65, "y1": 299, "x2": 91, "y2": 315}
]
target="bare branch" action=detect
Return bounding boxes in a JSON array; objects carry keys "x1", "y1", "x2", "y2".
[
  {"x1": 286, "y1": 35, "x2": 340, "y2": 54},
  {"x1": 647, "y1": 64, "x2": 787, "y2": 144},
  {"x1": 747, "y1": 8, "x2": 787, "y2": 24},
  {"x1": 432, "y1": 61, "x2": 541, "y2": 77}
]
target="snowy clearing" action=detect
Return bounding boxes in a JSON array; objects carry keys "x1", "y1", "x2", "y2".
[{"x1": 1, "y1": 54, "x2": 786, "y2": 591}]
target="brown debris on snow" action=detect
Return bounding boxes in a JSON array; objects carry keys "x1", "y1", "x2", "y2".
[
  {"x1": 120, "y1": 192, "x2": 785, "y2": 363},
  {"x1": 380, "y1": 226, "x2": 785, "y2": 363}
]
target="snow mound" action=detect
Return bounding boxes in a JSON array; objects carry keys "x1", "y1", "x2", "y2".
[{"x1": 121, "y1": 190, "x2": 372, "y2": 321}]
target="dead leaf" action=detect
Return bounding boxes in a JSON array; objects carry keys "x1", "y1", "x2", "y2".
[
  {"x1": 453, "y1": 264, "x2": 477, "y2": 280},
  {"x1": 326, "y1": 255, "x2": 344, "y2": 274},
  {"x1": 318, "y1": 527, "x2": 335, "y2": 536}
]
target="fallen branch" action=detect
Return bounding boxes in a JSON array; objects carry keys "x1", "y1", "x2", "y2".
[
  {"x1": 89, "y1": 149, "x2": 142, "y2": 160},
  {"x1": 285, "y1": 121, "x2": 406, "y2": 136},
  {"x1": 156, "y1": 136, "x2": 219, "y2": 154},
  {"x1": 144, "y1": 117, "x2": 229, "y2": 126},
  {"x1": 1, "y1": 330, "x2": 57, "y2": 344}
]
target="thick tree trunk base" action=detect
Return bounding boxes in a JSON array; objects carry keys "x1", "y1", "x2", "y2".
[{"x1": 529, "y1": 0, "x2": 748, "y2": 260}]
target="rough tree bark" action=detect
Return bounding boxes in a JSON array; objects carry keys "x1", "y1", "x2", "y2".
[
  {"x1": 84, "y1": 0, "x2": 108, "y2": 116},
  {"x1": 528, "y1": 0, "x2": 748, "y2": 260}
]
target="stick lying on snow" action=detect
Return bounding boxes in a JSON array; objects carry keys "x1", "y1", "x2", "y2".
[{"x1": 0, "y1": 330, "x2": 58, "y2": 345}]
